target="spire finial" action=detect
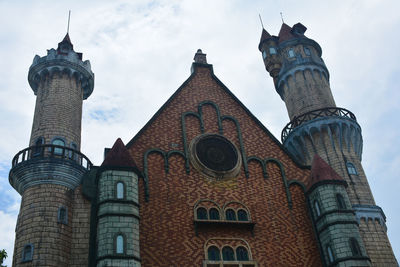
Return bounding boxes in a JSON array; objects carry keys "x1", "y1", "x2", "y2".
[
  {"x1": 259, "y1": 14, "x2": 265, "y2": 29},
  {"x1": 67, "y1": 10, "x2": 71, "y2": 34},
  {"x1": 280, "y1": 12, "x2": 284, "y2": 24}
]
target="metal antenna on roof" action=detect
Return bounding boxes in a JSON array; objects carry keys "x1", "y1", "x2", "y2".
[
  {"x1": 280, "y1": 12, "x2": 284, "y2": 24},
  {"x1": 67, "y1": 10, "x2": 71, "y2": 34},
  {"x1": 258, "y1": 14, "x2": 265, "y2": 29}
]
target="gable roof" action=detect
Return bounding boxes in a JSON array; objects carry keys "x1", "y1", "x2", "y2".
[
  {"x1": 102, "y1": 138, "x2": 137, "y2": 168},
  {"x1": 126, "y1": 61, "x2": 309, "y2": 170}
]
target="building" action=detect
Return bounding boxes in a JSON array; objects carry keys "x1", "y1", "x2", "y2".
[{"x1": 8, "y1": 22, "x2": 398, "y2": 266}]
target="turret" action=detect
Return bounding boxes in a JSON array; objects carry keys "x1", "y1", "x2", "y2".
[{"x1": 9, "y1": 33, "x2": 94, "y2": 266}]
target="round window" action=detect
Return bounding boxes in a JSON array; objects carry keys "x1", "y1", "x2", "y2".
[{"x1": 189, "y1": 134, "x2": 241, "y2": 179}]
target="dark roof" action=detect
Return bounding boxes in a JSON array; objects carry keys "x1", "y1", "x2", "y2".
[
  {"x1": 62, "y1": 33, "x2": 72, "y2": 43},
  {"x1": 306, "y1": 154, "x2": 344, "y2": 191},
  {"x1": 278, "y1": 23, "x2": 295, "y2": 43},
  {"x1": 258, "y1": 29, "x2": 273, "y2": 51},
  {"x1": 101, "y1": 138, "x2": 137, "y2": 167}
]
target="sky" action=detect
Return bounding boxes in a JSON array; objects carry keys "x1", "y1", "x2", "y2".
[{"x1": 0, "y1": 0, "x2": 399, "y2": 265}]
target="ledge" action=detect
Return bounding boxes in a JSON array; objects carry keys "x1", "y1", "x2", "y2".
[{"x1": 194, "y1": 219, "x2": 255, "y2": 236}]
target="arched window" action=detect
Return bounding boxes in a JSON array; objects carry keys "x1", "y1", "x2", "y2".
[
  {"x1": 222, "y1": 246, "x2": 235, "y2": 261},
  {"x1": 262, "y1": 50, "x2": 267, "y2": 59},
  {"x1": 33, "y1": 137, "x2": 44, "y2": 157},
  {"x1": 197, "y1": 207, "x2": 208, "y2": 220},
  {"x1": 52, "y1": 138, "x2": 65, "y2": 155},
  {"x1": 22, "y1": 244, "x2": 33, "y2": 262},
  {"x1": 207, "y1": 246, "x2": 220, "y2": 261},
  {"x1": 327, "y1": 245, "x2": 334, "y2": 263},
  {"x1": 236, "y1": 246, "x2": 249, "y2": 261},
  {"x1": 209, "y1": 208, "x2": 220, "y2": 220},
  {"x1": 69, "y1": 143, "x2": 77, "y2": 159},
  {"x1": 116, "y1": 182, "x2": 124, "y2": 199},
  {"x1": 336, "y1": 194, "x2": 346, "y2": 209},
  {"x1": 347, "y1": 162, "x2": 358, "y2": 175},
  {"x1": 304, "y1": 47, "x2": 311, "y2": 56},
  {"x1": 314, "y1": 200, "x2": 321, "y2": 217},
  {"x1": 349, "y1": 238, "x2": 362, "y2": 256},
  {"x1": 58, "y1": 206, "x2": 68, "y2": 224},
  {"x1": 116, "y1": 234, "x2": 124, "y2": 254},
  {"x1": 237, "y1": 209, "x2": 248, "y2": 221},
  {"x1": 288, "y1": 48, "x2": 295, "y2": 58},
  {"x1": 225, "y1": 209, "x2": 236, "y2": 221}
]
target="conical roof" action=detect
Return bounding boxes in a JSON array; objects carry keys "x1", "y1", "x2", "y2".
[
  {"x1": 101, "y1": 138, "x2": 137, "y2": 168},
  {"x1": 278, "y1": 23, "x2": 295, "y2": 43},
  {"x1": 306, "y1": 154, "x2": 345, "y2": 191}
]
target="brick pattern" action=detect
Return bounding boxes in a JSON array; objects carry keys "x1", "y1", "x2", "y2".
[
  {"x1": 29, "y1": 73, "x2": 83, "y2": 149},
  {"x1": 128, "y1": 65, "x2": 321, "y2": 266},
  {"x1": 12, "y1": 184, "x2": 73, "y2": 267}
]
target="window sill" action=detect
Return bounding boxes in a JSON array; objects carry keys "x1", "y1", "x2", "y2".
[{"x1": 194, "y1": 219, "x2": 255, "y2": 236}]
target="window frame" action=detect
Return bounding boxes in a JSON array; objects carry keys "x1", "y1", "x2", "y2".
[
  {"x1": 304, "y1": 46, "x2": 311, "y2": 56},
  {"x1": 21, "y1": 243, "x2": 34, "y2": 262},
  {"x1": 222, "y1": 246, "x2": 235, "y2": 261},
  {"x1": 51, "y1": 137, "x2": 66, "y2": 155},
  {"x1": 236, "y1": 246, "x2": 249, "y2": 261},
  {"x1": 225, "y1": 209, "x2": 236, "y2": 221},
  {"x1": 262, "y1": 50, "x2": 267, "y2": 59},
  {"x1": 115, "y1": 181, "x2": 126, "y2": 200},
  {"x1": 33, "y1": 137, "x2": 44, "y2": 157},
  {"x1": 336, "y1": 194, "x2": 346, "y2": 210},
  {"x1": 288, "y1": 48, "x2": 295, "y2": 58},
  {"x1": 57, "y1": 206, "x2": 68, "y2": 225},
  {"x1": 269, "y1": 47, "x2": 277, "y2": 55},
  {"x1": 349, "y1": 238, "x2": 362, "y2": 256},
  {"x1": 196, "y1": 207, "x2": 208, "y2": 220},
  {"x1": 326, "y1": 245, "x2": 334, "y2": 263},
  {"x1": 207, "y1": 246, "x2": 221, "y2": 261},
  {"x1": 314, "y1": 200, "x2": 321, "y2": 217},
  {"x1": 209, "y1": 208, "x2": 220, "y2": 220},
  {"x1": 115, "y1": 233, "x2": 126, "y2": 255},
  {"x1": 346, "y1": 162, "x2": 358, "y2": 175},
  {"x1": 237, "y1": 209, "x2": 248, "y2": 221}
]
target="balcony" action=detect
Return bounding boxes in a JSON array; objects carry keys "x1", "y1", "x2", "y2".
[{"x1": 281, "y1": 107, "x2": 357, "y2": 142}]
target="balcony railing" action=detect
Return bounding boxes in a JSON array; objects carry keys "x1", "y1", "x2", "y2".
[
  {"x1": 281, "y1": 107, "x2": 357, "y2": 142},
  {"x1": 12, "y1": 144, "x2": 92, "y2": 170}
]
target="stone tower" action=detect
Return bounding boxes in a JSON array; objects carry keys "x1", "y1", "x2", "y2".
[
  {"x1": 259, "y1": 22, "x2": 397, "y2": 266},
  {"x1": 9, "y1": 34, "x2": 94, "y2": 266}
]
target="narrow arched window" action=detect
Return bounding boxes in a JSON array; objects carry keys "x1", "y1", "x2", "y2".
[
  {"x1": 349, "y1": 238, "x2": 362, "y2": 256},
  {"x1": 197, "y1": 207, "x2": 208, "y2": 220},
  {"x1": 314, "y1": 200, "x2": 321, "y2": 217},
  {"x1": 304, "y1": 47, "x2": 311, "y2": 56},
  {"x1": 269, "y1": 47, "x2": 277, "y2": 55},
  {"x1": 236, "y1": 246, "x2": 249, "y2": 261},
  {"x1": 336, "y1": 194, "x2": 346, "y2": 209},
  {"x1": 209, "y1": 208, "x2": 220, "y2": 220},
  {"x1": 116, "y1": 182, "x2": 124, "y2": 199},
  {"x1": 262, "y1": 50, "x2": 267, "y2": 59},
  {"x1": 207, "y1": 246, "x2": 220, "y2": 261},
  {"x1": 33, "y1": 137, "x2": 44, "y2": 157},
  {"x1": 288, "y1": 48, "x2": 295, "y2": 58},
  {"x1": 22, "y1": 244, "x2": 33, "y2": 262},
  {"x1": 52, "y1": 138, "x2": 65, "y2": 155},
  {"x1": 347, "y1": 162, "x2": 358, "y2": 175},
  {"x1": 58, "y1": 206, "x2": 68, "y2": 224},
  {"x1": 222, "y1": 246, "x2": 235, "y2": 261},
  {"x1": 116, "y1": 235, "x2": 124, "y2": 254},
  {"x1": 327, "y1": 245, "x2": 334, "y2": 263},
  {"x1": 237, "y1": 209, "x2": 248, "y2": 221},
  {"x1": 225, "y1": 209, "x2": 236, "y2": 221}
]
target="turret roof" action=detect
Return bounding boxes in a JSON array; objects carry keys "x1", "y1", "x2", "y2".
[
  {"x1": 101, "y1": 138, "x2": 137, "y2": 168},
  {"x1": 278, "y1": 23, "x2": 295, "y2": 43},
  {"x1": 306, "y1": 154, "x2": 345, "y2": 191}
]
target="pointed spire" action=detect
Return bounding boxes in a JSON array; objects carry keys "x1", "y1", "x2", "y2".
[
  {"x1": 306, "y1": 154, "x2": 345, "y2": 191},
  {"x1": 193, "y1": 49, "x2": 207, "y2": 64},
  {"x1": 62, "y1": 33, "x2": 72, "y2": 44},
  {"x1": 260, "y1": 28, "x2": 272, "y2": 43},
  {"x1": 101, "y1": 138, "x2": 137, "y2": 168},
  {"x1": 57, "y1": 33, "x2": 74, "y2": 54},
  {"x1": 278, "y1": 23, "x2": 295, "y2": 43}
]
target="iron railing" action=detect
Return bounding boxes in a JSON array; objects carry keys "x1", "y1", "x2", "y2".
[
  {"x1": 12, "y1": 144, "x2": 92, "y2": 170},
  {"x1": 281, "y1": 107, "x2": 356, "y2": 142}
]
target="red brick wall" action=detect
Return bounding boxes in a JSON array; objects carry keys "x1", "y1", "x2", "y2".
[{"x1": 128, "y1": 65, "x2": 321, "y2": 266}]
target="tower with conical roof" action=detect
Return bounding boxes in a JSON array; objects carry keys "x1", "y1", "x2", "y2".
[
  {"x1": 9, "y1": 33, "x2": 94, "y2": 266},
  {"x1": 259, "y1": 22, "x2": 398, "y2": 266}
]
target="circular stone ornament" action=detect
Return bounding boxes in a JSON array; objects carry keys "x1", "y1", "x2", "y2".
[{"x1": 189, "y1": 134, "x2": 242, "y2": 179}]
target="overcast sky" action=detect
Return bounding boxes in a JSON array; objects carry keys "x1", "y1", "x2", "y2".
[{"x1": 0, "y1": 0, "x2": 399, "y2": 265}]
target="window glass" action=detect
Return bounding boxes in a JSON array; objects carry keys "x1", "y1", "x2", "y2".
[
  {"x1": 52, "y1": 138, "x2": 65, "y2": 155},
  {"x1": 269, "y1": 47, "x2": 277, "y2": 55},
  {"x1": 116, "y1": 235, "x2": 124, "y2": 254},
  {"x1": 197, "y1": 207, "x2": 208, "y2": 220},
  {"x1": 350, "y1": 238, "x2": 361, "y2": 256},
  {"x1": 33, "y1": 138, "x2": 44, "y2": 156},
  {"x1": 347, "y1": 162, "x2": 357, "y2": 175},
  {"x1": 209, "y1": 208, "x2": 220, "y2": 220},
  {"x1": 237, "y1": 209, "x2": 248, "y2": 221},
  {"x1": 236, "y1": 246, "x2": 249, "y2": 261},
  {"x1": 304, "y1": 47, "x2": 311, "y2": 56},
  {"x1": 336, "y1": 194, "x2": 346, "y2": 209},
  {"x1": 225, "y1": 209, "x2": 236, "y2": 221},
  {"x1": 262, "y1": 50, "x2": 267, "y2": 59},
  {"x1": 288, "y1": 48, "x2": 295, "y2": 58},
  {"x1": 58, "y1": 206, "x2": 67, "y2": 224},
  {"x1": 116, "y1": 182, "x2": 124, "y2": 199},
  {"x1": 222, "y1": 246, "x2": 235, "y2": 261},
  {"x1": 22, "y1": 244, "x2": 32, "y2": 261},
  {"x1": 327, "y1": 245, "x2": 334, "y2": 263},
  {"x1": 207, "y1": 246, "x2": 220, "y2": 261},
  {"x1": 314, "y1": 200, "x2": 321, "y2": 217}
]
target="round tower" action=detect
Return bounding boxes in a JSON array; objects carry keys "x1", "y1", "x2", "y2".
[
  {"x1": 259, "y1": 23, "x2": 398, "y2": 265},
  {"x1": 9, "y1": 34, "x2": 93, "y2": 266}
]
